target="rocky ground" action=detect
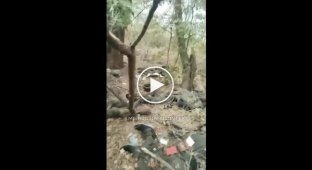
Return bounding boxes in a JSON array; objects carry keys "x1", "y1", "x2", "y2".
[
  {"x1": 106, "y1": 59, "x2": 206, "y2": 170},
  {"x1": 107, "y1": 106, "x2": 206, "y2": 169}
]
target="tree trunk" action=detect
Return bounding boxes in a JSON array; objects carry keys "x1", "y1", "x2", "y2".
[
  {"x1": 189, "y1": 48, "x2": 197, "y2": 91},
  {"x1": 166, "y1": 26, "x2": 172, "y2": 66},
  {"x1": 128, "y1": 50, "x2": 136, "y2": 114},
  {"x1": 174, "y1": 0, "x2": 192, "y2": 90},
  {"x1": 107, "y1": 0, "x2": 161, "y2": 115},
  {"x1": 107, "y1": 27, "x2": 125, "y2": 69}
]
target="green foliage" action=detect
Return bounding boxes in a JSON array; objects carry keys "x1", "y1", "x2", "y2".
[
  {"x1": 169, "y1": 0, "x2": 205, "y2": 48},
  {"x1": 122, "y1": 0, "x2": 205, "y2": 73},
  {"x1": 107, "y1": 0, "x2": 133, "y2": 28}
]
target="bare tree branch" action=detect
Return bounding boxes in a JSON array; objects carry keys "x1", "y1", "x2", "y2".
[
  {"x1": 131, "y1": 0, "x2": 162, "y2": 48},
  {"x1": 158, "y1": 23, "x2": 173, "y2": 34},
  {"x1": 174, "y1": 53, "x2": 180, "y2": 67},
  {"x1": 130, "y1": 1, "x2": 153, "y2": 24},
  {"x1": 107, "y1": 31, "x2": 132, "y2": 57}
]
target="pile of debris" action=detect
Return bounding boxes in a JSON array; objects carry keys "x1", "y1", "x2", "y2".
[
  {"x1": 106, "y1": 66, "x2": 206, "y2": 118},
  {"x1": 121, "y1": 124, "x2": 206, "y2": 170}
]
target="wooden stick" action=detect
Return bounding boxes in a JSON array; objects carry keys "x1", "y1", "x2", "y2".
[{"x1": 140, "y1": 147, "x2": 176, "y2": 170}]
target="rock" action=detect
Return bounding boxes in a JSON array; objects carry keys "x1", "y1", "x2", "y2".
[
  {"x1": 125, "y1": 154, "x2": 131, "y2": 160},
  {"x1": 107, "y1": 98, "x2": 120, "y2": 107},
  {"x1": 176, "y1": 90, "x2": 204, "y2": 110},
  {"x1": 161, "y1": 65, "x2": 168, "y2": 69},
  {"x1": 143, "y1": 83, "x2": 150, "y2": 92},
  {"x1": 201, "y1": 126, "x2": 206, "y2": 132},
  {"x1": 107, "y1": 108, "x2": 129, "y2": 118},
  {"x1": 120, "y1": 148, "x2": 125, "y2": 154},
  {"x1": 137, "y1": 67, "x2": 144, "y2": 73},
  {"x1": 136, "y1": 109, "x2": 151, "y2": 116},
  {"x1": 110, "y1": 69, "x2": 120, "y2": 78}
]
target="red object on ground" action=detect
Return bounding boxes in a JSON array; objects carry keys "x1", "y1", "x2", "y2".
[{"x1": 165, "y1": 146, "x2": 178, "y2": 156}]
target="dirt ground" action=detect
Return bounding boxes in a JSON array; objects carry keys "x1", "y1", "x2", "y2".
[
  {"x1": 107, "y1": 106, "x2": 205, "y2": 169},
  {"x1": 106, "y1": 58, "x2": 206, "y2": 170}
]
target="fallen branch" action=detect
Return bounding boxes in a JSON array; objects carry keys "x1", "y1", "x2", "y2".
[{"x1": 141, "y1": 147, "x2": 176, "y2": 170}]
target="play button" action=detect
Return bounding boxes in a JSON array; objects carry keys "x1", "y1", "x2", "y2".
[
  {"x1": 137, "y1": 66, "x2": 174, "y2": 104},
  {"x1": 150, "y1": 78, "x2": 164, "y2": 93}
]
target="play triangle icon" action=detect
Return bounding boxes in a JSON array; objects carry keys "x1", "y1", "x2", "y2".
[{"x1": 150, "y1": 78, "x2": 164, "y2": 93}]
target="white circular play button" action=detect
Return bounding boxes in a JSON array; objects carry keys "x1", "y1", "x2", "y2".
[{"x1": 136, "y1": 66, "x2": 174, "y2": 104}]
